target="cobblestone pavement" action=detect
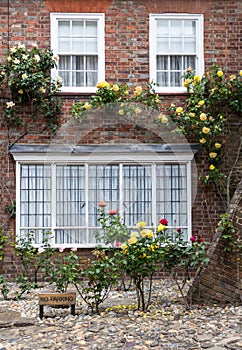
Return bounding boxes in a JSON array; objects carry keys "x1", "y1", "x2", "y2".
[{"x1": 0, "y1": 280, "x2": 241, "y2": 350}]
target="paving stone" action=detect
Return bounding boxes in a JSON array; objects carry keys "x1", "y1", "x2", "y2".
[{"x1": 0, "y1": 280, "x2": 240, "y2": 349}]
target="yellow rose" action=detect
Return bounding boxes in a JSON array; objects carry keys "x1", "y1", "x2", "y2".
[
  {"x1": 141, "y1": 230, "x2": 147, "y2": 238},
  {"x1": 121, "y1": 243, "x2": 127, "y2": 250},
  {"x1": 186, "y1": 67, "x2": 192, "y2": 72},
  {"x1": 217, "y1": 70, "x2": 223, "y2": 77},
  {"x1": 136, "y1": 221, "x2": 146, "y2": 230},
  {"x1": 96, "y1": 81, "x2": 110, "y2": 88},
  {"x1": 134, "y1": 86, "x2": 142, "y2": 96},
  {"x1": 209, "y1": 164, "x2": 215, "y2": 170},
  {"x1": 194, "y1": 75, "x2": 201, "y2": 82},
  {"x1": 189, "y1": 113, "x2": 195, "y2": 118},
  {"x1": 157, "y1": 224, "x2": 167, "y2": 232},
  {"x1": 215, "y1": 142, "x2": 221, "y2": 149},
  {"x1": 200, "y1": 138, "x2": 206, "y2": 144},
  {"x1": 200, "y1": 113, "x2": 207, "y2": 121},
  {"x1": 18, "y1": 89, "x2": 23, "y2": 94},
  {"x1": 84, "y1": 102, "x2": 91, "y2": 109},
  {"x1": 183, "y1": 78, "x2": 191, "y2": 87},
  {"x1": 229, "y1": 75, "x2": 236, "y2": 80},
  {"x1": 119, "y1": 109, "x2": 124, "y2": 115},
  {"x1": 202, "y1": 127, "x2": 210, "y2": 134},
  {"x1": 198, "y1": 100, "x2": 204, "y2": 106},
  {"x1": 146, "y1": 231, "x2": 154, "y2": 239},
  {"x1": 176, "y1": 107, "x2": 183, "y2": 114},
  {"x1": 131, "y1": 231, "x2": 139, "y2": 238},
  {"x1": 128, "y1": 236, "x2": 137, "y2": 245},
  {"x1": 22, "y1": 73, "x2": 28, "y2": 80},
  {"x1": 157, "y1": 114, "x2": 168, "y2": 124},
  {"x1": 209, "y1": 152, "x2": 217, "y2": 158},
  {"x1": 112, "y1": 84, "x2": 119, "y2": 92},
  {"x1": 240, "y1": 70, "x2": 242, "y2": 77}
]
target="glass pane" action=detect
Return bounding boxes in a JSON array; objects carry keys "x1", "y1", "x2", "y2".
[
  {"x1": 72, "y1": 38, "x2": 84, "y2": 52},
  {"x1": 157, "y1": 72, "x2": 168, "y2": 86},
  {"x1": 123, "y1": 165, "x2": 152, "y2": 226},
  {"x1": 183, "y1": 55, "x2": 196, "y2": 70},
  {"x1": 58, "y1": 21, "x2": 70, "y2": 36},
  {"x1": 74, "y1": 72, "x2": 84, "y2": 86},
  {"x1": 88, "y1": 165, "x2": 119, "y2": 226},
  {"x1": 184, "y1": 38, "x2": 196, "y2": 53},
  {"x1": 55, "y1": 229, "x2": 86, "y2": 244},
  {"x1": 72, "y1": 56, "x2": 84, "y2": 70},
  {"x1": 56, "y1": 165, "x2": 85, "y2": 227},
  {"x1": 85, "y1": 38, "x2": 98, "y2": 52},
  {"x1": 58, "y1": 38, "x2": 70, "y2": 52},
  {"x1": 157, "y1": 37, "x2": 169, "y2": 52},
  {"x1": 86, "y1": 56, "x2": 98, "y2": 70},
  {"x1": 170, "y1": 72, "x2": 182, "y2": 86},
  {"x1": 157, "y1": 56, "x2": 168, "y2": 70},
  {"x1": 170, "y1": 56, "x2": 182, "y2": 70},
  {"x1": 86, "y1": 21, "x2": 97, "y2": 36},
  {"x1": 156, "y1": 19, "x2": 169, "y2": 36},
  {"x1": 72, "y1": 21, "x2": 84, "y2": 36},
  {"x1": 86, "y1": 72, "x2": 97, "y2": 87},
  {"x1": 170, "y1": 20, "x2": 182, "y2": 36},
  {"x1": 184, "y1": 20, "x2": 196, "y2": 36},
  {"x1": 170, "y1": 38, "x2": 182, "y2": 52},
  {"x1": 59, "y1": 55, "x2": 71, "y2": 70},
  {"x1": 59, "y1": 71, "x2": 71, "y2": 87}
]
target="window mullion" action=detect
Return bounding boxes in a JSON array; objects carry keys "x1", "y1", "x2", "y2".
[
  {"x1": 151, "y1": 163, "x2": 156, "y2": 228},
  {"x1": 85, "y1": 164, "x2": 89, "y2": 243},
  {"x1": 119, "y1": 164, "x2": 123, "y2": 221},
  {"x1": 51, "y1": 163, "x2": 56, "y2": 246}
]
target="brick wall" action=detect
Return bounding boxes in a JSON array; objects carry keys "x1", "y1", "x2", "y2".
[
  {"x1": 0, "y1": 0, "x2": 241, "y2": 282},
  {"x1": 188, "y1": 178, "x2": 242, "y2": 303}
]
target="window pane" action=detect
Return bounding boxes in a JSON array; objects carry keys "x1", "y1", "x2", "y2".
[
  {"x1": 72, "y1": 21, "x2": 84, "y2": 36},
  {"x1": 86, "y1": 72, "x2": 97, "y2": 87},
  {"x1": 72, "y1": 38, "x2": 84, "y2": 52},
  {"x1": 184, "y1": 20, "x2": 196, "y2": 35},
  {"x1": 170, "y1": 56, "x2": 182, "y2": 70},
  {"x1": 86, "y1": 21, "x2": 97, "y2": 36},
  {"x1": 86, "y1": 56, "x2": 98, "y2": 70},
  {"x1": 58, "y1": 21, "x2": 70, "y2": 36},
  {"x1": 183, "y1": 55, "x2": 196, "y2": 70},
  {"x1": 157, "y1": 19, "x2": 169, "y2": 36},
  {"x1": 59, "y1": 56, "x2": 71, "y2": 70},
  {"x1": 157, "y1": 37, "x2": 169, "y2": 52},
  {"x1": 170, "y1": 20, "x2": 182, "y2": 36},
  {"x1": 170, "y1": 38, "x2": 182, "y2": 52},
  {"x1": 72, "y1": 56, "x2": 84, "y2": 70},
  {"x1": 58, "y1": 38, "x2": 70, "y2": 52},
  {"x1": 88, "y1": 165, "x2": 119, "y2": 226},
  {"x1": 123, "y1": 165, "x2": 152, "y2": 226},
  {"x1": 157, "y1": 72, "x2": 168, "y2": 86},
  {"x1": 20, "y1": 165, "x2": 51, "y2": 230},
  {"x1": 56, "y1": 165, "x2": 85, "y2": 227},
  {"x1": 85, "y1": 38, "x2": 98, "y2": 52},
  {"x1": 156, "y1": 164, "x2": 187, "y2": 229},
  {"x1": 184, "y1": 38, "x2": 196, "y2": 53},
  {"x1": 74, "y1": 72, "x2": 84, "y2": 87},
  {"x1": 157, "y1": 56, "x2": 168, "y2": 70}
]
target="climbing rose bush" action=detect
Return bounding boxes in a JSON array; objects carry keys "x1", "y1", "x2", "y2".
[
  {"x1": 0, "y1": 43, "x2": 62, "y2": 130},
  {"x1": 167, "y1": 65, "x2": 242, "y2": 184}
]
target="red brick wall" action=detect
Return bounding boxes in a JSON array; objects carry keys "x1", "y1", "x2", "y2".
[{"x1": 0, "y1": 0, "x2": 241, "y2": 279}]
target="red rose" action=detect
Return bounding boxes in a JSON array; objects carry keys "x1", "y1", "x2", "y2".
[
  {"x1": 190, "y1": 235, "x2": 196, "y2": 243},
  {"x1": 109, "y1": 209, "x2": 118, "y2": 215},
  {"x1": 159, "y1": 218, "x2": 168, "y2": 226},
  {"x1": 114, "y1": 241, "x2": 120, "y2": 247},
  {"x1": 197, "y1": 235, "x2": 203, "y2": 243},
  {"x1": 177, "y1": 227, "x2": 181, "y2": 233}
]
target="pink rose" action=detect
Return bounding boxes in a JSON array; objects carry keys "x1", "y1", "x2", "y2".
[{"x1": 109, "y1": 209, "x2": 118, "y2": 215}]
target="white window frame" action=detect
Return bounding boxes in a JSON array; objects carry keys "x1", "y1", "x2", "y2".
[
  {"x1": 51, "y1": 13, "x2": 105, "y2": 93},
  {"x1": 12, "y1": 145, "x2": 195, "y2": 248},
  {"x1": 149, "y1": 13, "x2": 204, "y2": 93}
]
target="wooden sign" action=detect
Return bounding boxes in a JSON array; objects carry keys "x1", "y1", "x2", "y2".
[{"x1": 38, "y1": 292, "x2": 76, "y2": 318}]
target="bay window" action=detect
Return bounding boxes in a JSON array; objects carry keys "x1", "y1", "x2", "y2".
[{"x1": 11, "y1": 144, "x2": 197, "y2": 247}]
